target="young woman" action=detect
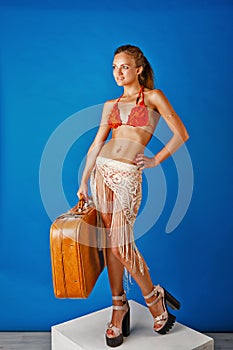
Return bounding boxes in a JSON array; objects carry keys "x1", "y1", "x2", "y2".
[{"x1": 77, "y1": 44, "x2": 189, "y2": 347}]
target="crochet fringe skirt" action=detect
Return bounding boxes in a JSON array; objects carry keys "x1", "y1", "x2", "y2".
[{"x1": 90, "y1": 156, "x2": 145, "y2": 276}]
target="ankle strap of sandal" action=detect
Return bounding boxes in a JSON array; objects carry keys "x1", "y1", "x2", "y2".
[
  {"x1": 112, "y1": 303, "x2": 129, "y2": 311},
  {"x1": 144, "y1": 285, "x2": 160, "y2": 299},
  {"x1": 143, "y1": 285, "x2": 162, "y2": 307},
  {"x1": 112, "y1": 292, "x2": 126, "y2": 303},
  {"x1": 112, "y1": 292, "x2": 128, "y2": 311}
]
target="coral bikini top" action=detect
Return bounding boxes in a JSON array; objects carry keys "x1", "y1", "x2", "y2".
[{"x1": 108, "y1": 86, "x2": 149, "y2": 129}]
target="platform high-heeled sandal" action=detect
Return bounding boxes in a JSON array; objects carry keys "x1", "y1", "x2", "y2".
[
  {"x1": 144, "y1": 285, "x2": 180, "y2": 335},
  {"x1": 106, "y1": 292, "x2": 130, "y2": 347}
]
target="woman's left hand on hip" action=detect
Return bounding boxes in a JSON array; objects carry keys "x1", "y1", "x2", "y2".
[{"x1": 134, "y1": 154, "x2": 157, "y2": 170}]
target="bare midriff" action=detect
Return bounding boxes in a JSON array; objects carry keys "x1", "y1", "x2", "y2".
[{"x1": 99, "y1": 123, "x2": 157, "y2": 165}]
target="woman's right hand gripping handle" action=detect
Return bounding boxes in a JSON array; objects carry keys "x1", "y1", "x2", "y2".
[{"x1": 77, "y1": 182, "x2": 89, "y2": 202}]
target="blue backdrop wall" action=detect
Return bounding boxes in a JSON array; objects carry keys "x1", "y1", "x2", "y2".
[{"x1": 0, "y1": 0, "x2": 232, "y2": 332}]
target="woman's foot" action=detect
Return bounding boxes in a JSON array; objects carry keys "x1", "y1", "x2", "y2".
[
  {"x1": 106, "y1": 292, "x2": 130, "y2": 347},
  {"x1": 143, "y1": 285, "x2": 180, "y2": 334},
  {"x1": 144, "y1": 286, "x2": 166, "y2": 331}
]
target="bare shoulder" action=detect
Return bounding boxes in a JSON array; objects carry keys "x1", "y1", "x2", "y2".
[
  {"x1": 145, "y1": 88, "x2": 166, "y2": 101},
  {"x1": 101, "y1": 99, "x2": 115, "y2": 120},
  {"x1": 103, "y1": 98, "x2": 116, "y2": 110},
  {"x1": 102, "y1": 97, "x2": 115, "y2": 106},
  {"x1": 144, "y1": 88, "x2": 167, "y2": 110}
]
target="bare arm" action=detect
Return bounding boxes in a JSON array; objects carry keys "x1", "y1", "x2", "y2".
[
  {"x1": 135, "y1": 89, "x2": 189, "y2": 169},
  {"x1": 77, "y1": 102, "x2": 111, "y2": 199}
]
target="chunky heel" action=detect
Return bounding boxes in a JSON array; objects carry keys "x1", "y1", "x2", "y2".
[
  {"x1": 106, "y1": 292, "x2": 130, "y2": 347},
  {"x1": 164, "y1": 289, "x2": 181, "y2": 310},
  {"x1": 143, "y1": 285, "x2": 180, "y2": 335},
  {"x1": 122, "y1": 307, "x2": 130, "y2": 337}
]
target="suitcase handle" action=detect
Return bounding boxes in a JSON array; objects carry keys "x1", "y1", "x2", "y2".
[
  {"x1": 68, "y1": 195, "x2": 92, "y2": 214},
  {"x1": 77, "y1": 195, "x2": 86, "y2": 211}
]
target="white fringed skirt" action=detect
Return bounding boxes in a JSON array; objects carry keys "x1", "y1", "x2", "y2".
[{"x1": 90, "y1": 156, "x2": 145, "y2": 276}]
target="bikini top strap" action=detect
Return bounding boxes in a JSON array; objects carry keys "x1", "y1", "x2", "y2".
[
  {"x1": 117, "y1": 85, "x2": 145, "y2": 104},
  {"x1": 136, "y1": 86, "x2": 145, "y2": 105},
  {"x1": 117, "y1": 93, "x2": 124, "y2": 103}
]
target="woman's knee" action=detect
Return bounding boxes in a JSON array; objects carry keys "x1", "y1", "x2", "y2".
[
  {"x1": 109, "y1": 246, "x2": 131, "y2": 263},
  {"x1": 101, "y1": 213, "x2": 112, "y2": 229},
  {"x1": 109, "y1": 246, "x2": 124, "y2": 261}
]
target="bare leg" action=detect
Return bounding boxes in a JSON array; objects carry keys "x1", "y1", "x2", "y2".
[
  {"x1": 110, "y1": 245, "x2": 165, "y2": 322},
  {"x1": 101, "y1": 209, "x2": 164, "y2": 328},
  {"x1": 96, "y1": 173, "x2": 163, "y2": 330},
  {"x1": 101, "y1": 213, "x2": 126, "y2": 330}
]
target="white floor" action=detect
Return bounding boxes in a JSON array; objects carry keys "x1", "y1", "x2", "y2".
[{"x1": 52, "y1": 300, "x2": 213, "y2": 350}]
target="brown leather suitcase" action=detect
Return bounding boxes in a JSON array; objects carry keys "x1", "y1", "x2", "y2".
[{"x1": 50, "y1": 199, "x2": 106, "y2": 298}]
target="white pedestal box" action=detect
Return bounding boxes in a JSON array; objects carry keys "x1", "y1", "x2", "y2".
[{"x1": 51, "y1": 300, "x2": 214, "y2": 350}]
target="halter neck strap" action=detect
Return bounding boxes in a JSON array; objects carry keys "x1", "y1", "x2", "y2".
[
  {"x1": 117, "y1": 86, "x2": 144, "y2": 104},
  {"x1": 136, "y1": 85, "x2": 144, "y2": 105}
]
